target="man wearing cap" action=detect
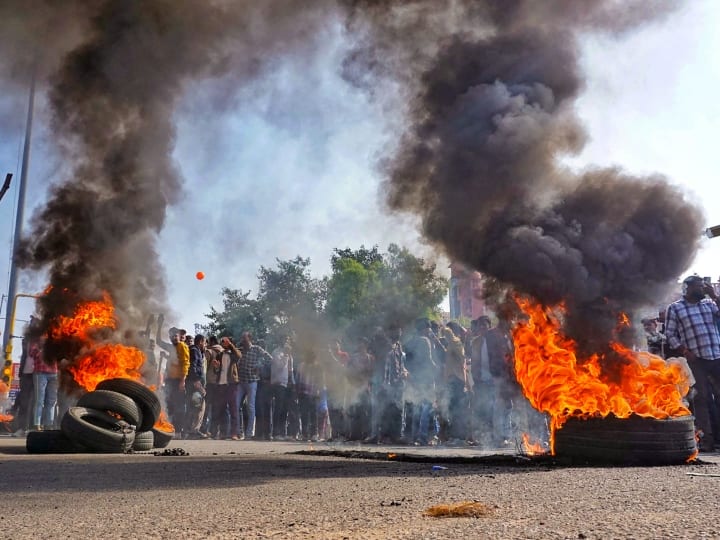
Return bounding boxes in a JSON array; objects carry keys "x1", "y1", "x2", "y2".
[
  {"x1": 665, "y1": 275, "x2": 720, "y2": 452},
  {"x1": 156, "y1": 315, "x2": 190, "y2": 435}
]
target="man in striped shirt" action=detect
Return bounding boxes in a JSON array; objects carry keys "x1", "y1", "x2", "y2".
[{"x1": 665, "y1": 275, "x2": 720, "y2": 452}]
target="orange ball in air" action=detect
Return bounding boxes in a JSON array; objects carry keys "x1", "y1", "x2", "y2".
[{"x1": 196, "y1": 271, "x2": 205, "y2": 280}]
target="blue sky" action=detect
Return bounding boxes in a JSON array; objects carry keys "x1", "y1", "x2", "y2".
[{"x1": 2, "y1": 2, "x2": 720, "y2": 355}]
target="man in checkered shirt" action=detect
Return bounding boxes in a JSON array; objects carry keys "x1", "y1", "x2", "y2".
[
  {"x1": 665, "y1": 275, "x2": 720, "y2": 452},
  {"x1": 237, "y1": 332, "x2": 272, "y2": 439}
]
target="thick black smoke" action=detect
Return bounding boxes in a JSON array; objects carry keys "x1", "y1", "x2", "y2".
[
  {"x1": 1, "y1": 0, "x2": 701, "y2": 365},
  {"x1": 2, "y1": 1, "x2": 336, "y2": 353},
  {"x1": 344, "y1": 1, "x2": 701, "y2": 355}
]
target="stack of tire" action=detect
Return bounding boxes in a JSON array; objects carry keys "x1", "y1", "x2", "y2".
[{"x1": 26, "y1": 378, "x2": 175, "y2": 454}]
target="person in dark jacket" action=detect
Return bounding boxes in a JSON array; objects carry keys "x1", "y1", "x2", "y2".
[
  {"x1": 184, "y1": 334, "x2": 207, "y2": 438},
  {"x1": 469, "y1": 316, "x2": 514, "y2": 446},
  {"x1": 212, "y1": 336, "x2": 242, "y2": 440},
  {"x1": 403, "y1": 319, "x2": 436, "y2": 445}
]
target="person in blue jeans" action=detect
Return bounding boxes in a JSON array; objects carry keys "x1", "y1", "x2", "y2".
[
  {"x1": 403, "y1": 319, "x2": 437, "y2": 445},
  {"x1": 29, "y1": 341, "x2": 59, "y2": 430},
  {"x1": 237, "y1": 332, "x2": 272, "y2": 439}
]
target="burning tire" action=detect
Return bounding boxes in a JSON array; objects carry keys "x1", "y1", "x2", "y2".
[
  {"x1": 61, "y1": 407, "x2": 136, "y2": 453},
  {"x1": 26, "y1": 430, "x2": 85, "y2": 454},
  {"x1": 151, "y1": 428, "x2": 174, "y2": 448},
  {"x1": 554, "y1": 414, "x2": 697, "y2": 465},
  {"x1": 77, "y1": 389, "x2": 143, "y2": 428},
  {"x1": 96, "y1": 378, "x2": 161, "y2": 432},
  {"x1": 132, "y1": 430, "x2": 155, "y2": 451}
]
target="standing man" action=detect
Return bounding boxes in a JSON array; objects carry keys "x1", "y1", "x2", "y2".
[
  {"x1": 642, "y1": 318, "x2": 666, "y2": 358},
  {"x1": 270, "y1": 338, "x2": 294, "y2": 440},
  {"x1": 215, "y1": 336, "x2": 242, "y2": 440},
  {"x1": 366, "y1": 329, "x2": 392, "y2": 444},
  {"x1": 378, "y1": 325, "x2": 407, "y2": 444},
  {"x1": 12, "y1": 329, "x2": 35, "y2": 436},
  {"x1": 442, "y1": 325, "x2": 472, "y2": 444},
  {"x1": 185, "y1": 334, "x2": 207, "y2": 439},
  {"x1": 30, "y1": 338, "x2": 58, "y2": 431},
  {"x1": 403, "y1": 319, "x2": 436, "y2": 445},
  {"x1": 156, "y1": 315, "x2": 190, "y2": 436},
  {"x1": 470, "y1": 316, "x2": 515, "y2": 447},
  {"x1": 202, "y1": 336, "x2": 224, "y2": 437},
  {"x1": 237, "y1": 332, "x2": 272, "y2": 440},
  {"x1": 665, "y1": 275, "x2": 720, "y2": 452}
]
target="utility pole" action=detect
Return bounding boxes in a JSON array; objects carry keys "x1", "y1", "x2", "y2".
[{"x1": 2, "y1": 67, "x2": 36, "y2": 368}]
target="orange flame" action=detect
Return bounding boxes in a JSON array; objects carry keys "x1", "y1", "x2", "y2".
[
  {"x1": 154, "y1": 410, "x2": 174, "y2": 433},
  {"x1": 0, "y1": 414, "x2": 13, "y2": 422},
  {"x1": 521, "y1": 433, "x2": 546, "y2": 456},
  {"x1": 69, "y1": 344, "x2": 145, "y2": 391},
  {"x1": 49, "y1": 292, "x2": 116, "y2": 340},
  {"x1": 46, "y1": 292, "x2": 151, "y2": 393},
  {"x1": 512, "y1": 297, "x2": 691, "y2": 452}
]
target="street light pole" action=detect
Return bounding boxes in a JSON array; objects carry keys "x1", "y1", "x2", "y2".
[{"x1": 2, "y1": 65, "x2": 37, "y2": 366}]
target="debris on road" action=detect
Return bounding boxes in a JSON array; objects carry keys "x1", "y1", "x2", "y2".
[
  {"x1": 423, "y1": 501, "x2": 494, "y2": 518},
  {"x1": 153, "y1": 448, "x2": 188, "y2": 457}
]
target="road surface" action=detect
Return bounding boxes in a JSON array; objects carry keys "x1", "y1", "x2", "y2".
[{"x1": 0, "y1": 437, "x2": 718, "y2": 539}]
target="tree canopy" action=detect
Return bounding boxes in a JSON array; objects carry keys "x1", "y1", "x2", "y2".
[{"x1": 205, "y1": 245, "x2": 448, "y2": 347}]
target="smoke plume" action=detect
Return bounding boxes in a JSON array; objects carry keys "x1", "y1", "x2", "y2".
[
  {"x1": 1, "y1": 0, "x2": 701, "y2": 365},
  {"x1": 345, "y1": 0, "x2": 701, "y2": 354},
  {"x1": 2, "y1": 1, "x2": 337, "y2": 354}
]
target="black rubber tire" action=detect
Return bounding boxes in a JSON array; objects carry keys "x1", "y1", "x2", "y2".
[
  {"x1": 96, "y1": 378, "x2": 161, "y2": 432},
  {"x1": 61, "y1": 407, "x2": 136, "y2": 453},
  {"x1": 152, "y1": 428, "x2": 175, "y2": 448},
  {"x1": 132, "y1": 430, "x2": 155, "y2": 451},
  {"x1": 26, "y1": 430, "x2": 86, "y2": 454},
  {"x1": 554, "y1": 414, "x2": 697, "y2": 465},
  {"x1": 77, "y1": 390, "x2": 143, "y2": 428}
]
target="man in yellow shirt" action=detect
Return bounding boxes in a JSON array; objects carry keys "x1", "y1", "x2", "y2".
[{"x1": 157, "y1": 315, "x2": 190, "y2": 436}]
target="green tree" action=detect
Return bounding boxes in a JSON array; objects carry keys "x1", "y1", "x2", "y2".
[
  {"x1": 205, "y1": 288, "x2": 267, "y2": 342},
  {"x1": 325, "y1": 246, "x2": 382, "y2": 331},
  {"x1": 379, "y1": 243, "x2": 448, "y2": 323},
  {"x1": 257, "y1": 256, "x2": 327, "y2": 342},
  {"x1": 325, "y1": 244, "x2": 448, "y2": 339},
  {"x1": 330, "y1": 245, "x2": 383, "y2": 272}
]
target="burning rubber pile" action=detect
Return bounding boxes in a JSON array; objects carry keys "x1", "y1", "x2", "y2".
[
  {"x1": 23, "y1": 292, "x2": 175, "y2": 454},
  {"x1": 27, "y1": 378, "x2": 174, "y2": 454},
  {"x1": 512, "y1": 298, "x2": 697, "y2": 465}
]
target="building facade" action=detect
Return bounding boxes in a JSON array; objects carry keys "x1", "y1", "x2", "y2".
[{"x1": 449, "y1": 262, "x2": 488, "y2": 321}]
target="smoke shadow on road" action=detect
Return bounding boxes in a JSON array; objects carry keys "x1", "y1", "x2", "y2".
[{"x1": 0, "y1": 449, "x2": 551, "y2": 494}]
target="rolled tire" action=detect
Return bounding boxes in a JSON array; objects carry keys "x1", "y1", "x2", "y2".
[
  {"x1": 152, "y1": 428, "x2": 175, "y2": 448},
  {"x1": 554, "y1": 414, "x2": 697, "y2": 465},
  {"x1": 26, "y1": 430, "x2": 86, "y2": 454},
  {"x1": 61, "y1": 407, "x2": 136, "y2": 453},
  {"x1": 132, "y1": 430, "x2": 155, "y2": 451},
  {"x1": 77, "y1": 390, "x2": 143, "y2": 428},
  {"x1": 96, "y1": 378, "x2": 161, "y2": 432}
]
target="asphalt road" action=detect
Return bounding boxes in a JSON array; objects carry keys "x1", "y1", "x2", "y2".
[{"x1": 1, "y1": 437, "x2": 719, "y2": 539}]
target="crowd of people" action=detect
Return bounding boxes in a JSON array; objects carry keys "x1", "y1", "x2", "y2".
[
  {"x1": 143, "y1": 315, "x2": 547, "y2": 448},
  {"x1": 9, "y1": 272, "x2": 720, "y2": 454}
]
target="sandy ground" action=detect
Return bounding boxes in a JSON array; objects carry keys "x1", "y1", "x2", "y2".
[{"x1": 0, "y1": 437, "x2": 719, "y2": 539}]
